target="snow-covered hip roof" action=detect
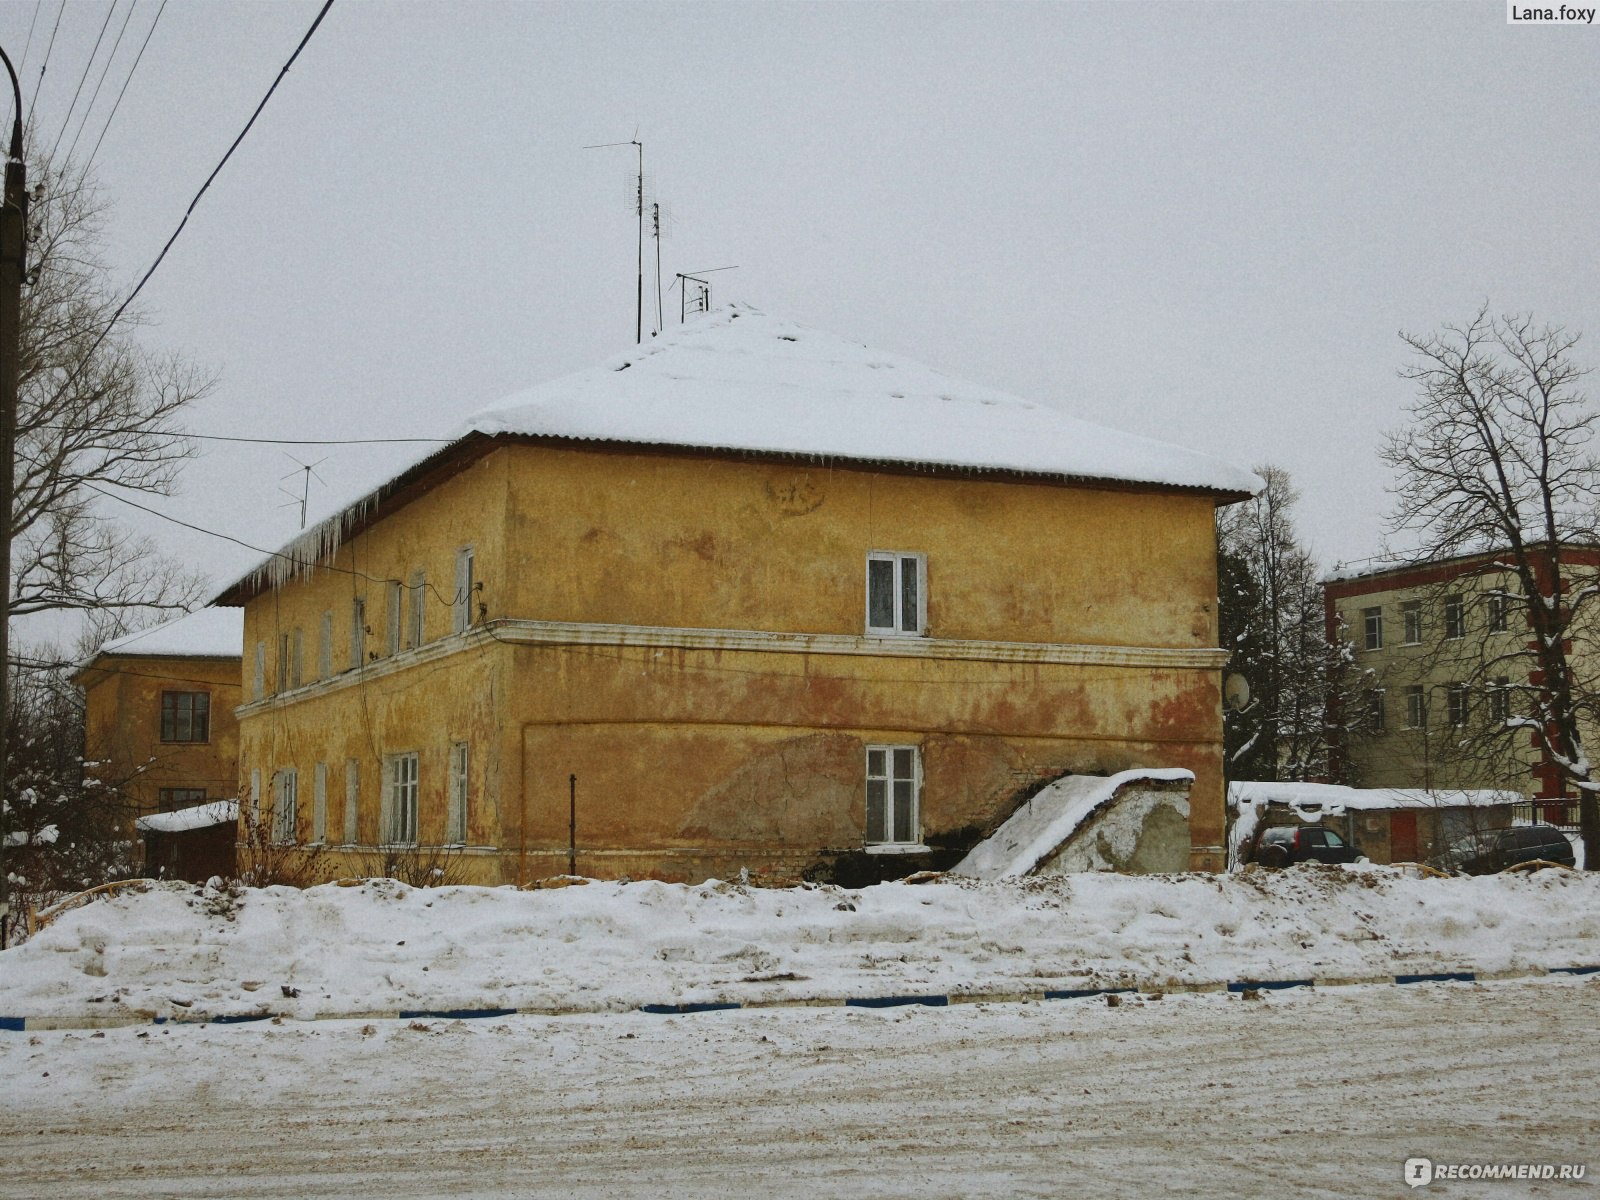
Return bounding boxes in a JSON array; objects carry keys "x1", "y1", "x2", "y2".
[
  {"x1": 464, "y1": 306, "x2": 1261, "y2": 495},
  {"x1": 82, "y1": 607, "x2": 244, "y2": 665},
  {"x1": 216, "y1": 306, "x2": 1260, "y2": 602}
]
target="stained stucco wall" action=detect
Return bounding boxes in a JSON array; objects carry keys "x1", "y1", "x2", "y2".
[
  {"x1": 236, "y1": 441, "x2": 1229, "y2": 882},
  {"x1": 78, "y1": 655, "x2": 242, "y2": 818}
]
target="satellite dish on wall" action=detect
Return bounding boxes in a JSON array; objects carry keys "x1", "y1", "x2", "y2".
[{"x1": 1224, "y1": 673, "x2": 1251, "y2": 712}]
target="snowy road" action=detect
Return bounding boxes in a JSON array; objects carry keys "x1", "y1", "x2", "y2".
[{"x1": 3, "y1": 977, "x2": 1595, "y2": 1199}]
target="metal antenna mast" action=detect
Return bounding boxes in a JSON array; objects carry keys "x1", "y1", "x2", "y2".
[
  {"x1": 278, "y1": 455, "x2": 328, "y2": 530},
  {"x1": 582, "y1": 136, "x2": 644, "y2": 344},
  {"x1": 672, "y1": 266, "x2": 739, "y2": 323}
]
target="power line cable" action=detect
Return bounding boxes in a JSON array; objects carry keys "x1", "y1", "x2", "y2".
[
  {"x1": 83, "y1": 0, "x2": 162, "y2": 171},
  {"x1": 36, "y1": 423, "x2": 452, "y2": 446},
  {"x1": 47, "y1": 0, "x2": 116, "y2": 165},
  {"x1": 24, "y1": 0, "x2": 65, "y2": 132},
  {"x1": 64, "y1": 0, "x2": 136, "y2": 164},
  {"x1": 57, "y1": 0, "x2": 334, "y2": 408}
]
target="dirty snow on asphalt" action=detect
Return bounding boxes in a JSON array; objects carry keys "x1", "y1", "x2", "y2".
[
  {"x1": 3, "y1": 867, "x2": 1599, "y2": 1023},
  {"x1": 2, "y1": 977, "x2": 1597, "y2": 1199}
]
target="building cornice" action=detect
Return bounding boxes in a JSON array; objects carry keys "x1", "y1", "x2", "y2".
[{"x1": 235, "y1": 619, "x2": 1227, "y2": 718}]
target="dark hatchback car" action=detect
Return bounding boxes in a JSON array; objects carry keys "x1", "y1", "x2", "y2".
[
  {"x1": 1251, "y1": 825, "x2": 1362, "y2": 868},
  {"x1": 1434, "y1": 824, "x2": 1575, "y2": 875}
]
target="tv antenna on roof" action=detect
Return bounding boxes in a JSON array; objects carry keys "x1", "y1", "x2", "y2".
[
  {"x1": 672, "y1": 266, "x2": 738, "y2": 323},
  {"x1": 278, "y1": 455, "x2": 328, "y2": 530},
  {"x1": 583, "y1": 133, "x2": 651, "y2": 345}
]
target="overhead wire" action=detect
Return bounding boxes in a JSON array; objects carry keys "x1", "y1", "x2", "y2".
[
  {"x1": 36, "y1": 423, "x2": 452, "y2": 446},
  {"x1": 52, "y1": 0, "x2": 335, "y2": 410},
  {"x1": 47, "y1": 0, "x2": 116, "y2": 165},
  {"x1": 64, "y1": 0, "x2": 136, "y2": 164},
  {"x1": 24, "y1": 0, "x2": 65, "y2": 132},
  {"x1": 83, "y1": 0, "x2": 162, "y2": 171}
]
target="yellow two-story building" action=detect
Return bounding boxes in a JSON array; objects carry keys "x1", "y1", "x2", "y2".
[{"x1": 214, "y1": 308, "x2": 1258, "y2": 884}]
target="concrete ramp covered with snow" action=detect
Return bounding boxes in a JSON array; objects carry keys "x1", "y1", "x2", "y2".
[{"x1": 951, "y1": 768, "x2": 1193, "y2": 879}]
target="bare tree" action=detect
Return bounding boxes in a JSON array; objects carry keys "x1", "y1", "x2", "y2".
[
  {"x1": 12, "y1": 147, "x2": 211, "y2": 619},
  {"x1": 1383, "y1": 307, "x2": 1600, "y2": 866},
  {"x1": 1217, "y1": 465, "x2": 1330, "y2": 781}
]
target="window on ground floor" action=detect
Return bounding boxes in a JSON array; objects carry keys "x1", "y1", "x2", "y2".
[
  {"x1": 158, "y1": 787, "x2": 208, "y2": 808},
  {"x1": 273, "y1": 768, "x2": 298, "y2": 843},
  {"x1": 866, "y1": 744, "x2": 920, "y2": 846},
  {"x1": 383, "y1": 752, "x2": 419, "y2": 846},
  {"x1": 447, "y1": 741, "x2": 469, "y2": 845}
]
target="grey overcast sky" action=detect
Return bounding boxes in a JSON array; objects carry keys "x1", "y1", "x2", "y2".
[{"x1": 3, "y1": 0, "x2": 1598, "y2": 634}]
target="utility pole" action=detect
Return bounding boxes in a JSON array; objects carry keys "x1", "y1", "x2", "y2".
[{"x1": 0, "y1": 46, "x2": 27, "y2": 949}]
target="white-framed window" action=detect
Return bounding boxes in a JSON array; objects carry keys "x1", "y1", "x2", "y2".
[
  {"x1": 1401, "y1": 601, "x2": 1422, "y2": 646},
  {"x1": 318, "y1": 610, "x2": 333, "y2": 679},
  {"x1": 865, "y1": 744, "x2": 920, "y2": 846},
  {"x1": 383, "y1": 751, "x2": 419, "y2": 846},
  {"x1": 350, "y1": 598, "x2": 367, "y2": 669},
  {"x1": 1362, "y1": 606, "x2": 1383, "y2": 651},
  {"x1": 1444, "y1": 594, "x2": 1465, "y2": 640},
  {"x1": 344, "y1": 758, "x2": 360, "y2": 844},
  {"x1": 866, "y1": 551, "x2": 926, "y2": 636},
  {"x1": 312, "y1": 761, "x2": 328, "y2": 843},
  {"x1": 1405, "y1": 685, "x2": 1426, "y2": 729},
  {"x1": 447, "y1": 741, "x2": 469, "y2": 845},
  {"x1": 453, "y1": 545, "x2": 476, "y2": 634},
  {"x1": 1446, "y1": 683, "x2": 1469, "y2": 727},
  {"x1": 277, "y1": 632, "x2": 290, "y2": 693},
  {"x1": 1364, "y1": 687, "x2": 1386, "y2": 733},
  {"x1": 290, "y1": 628, "x2": 304, "y2": 689},
  {"x1": 253, "y1": 641, "x2": 265, "y2": 700},
  {"x1": 386, "y1": 581, "x2": 404, "y2": 656},
  {"x1": 1489, "y1": 676, "x2": 1511, "y2": 722},
  {"x1": 273, "y1": 768, "x2": 298, "y2": 843},
  {"x1": 1487, "y1": 591, "x2": 1509, "y2": 633},
  {"x1": 407, "y1": 571, "x2": 426, "y2": 648}
]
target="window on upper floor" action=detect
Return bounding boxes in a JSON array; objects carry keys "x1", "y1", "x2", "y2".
[
  {"x1": 1401, "y1": 601, "x2": 1422, "y2": 645},
  {"x1": 350, "y1": 598, "x2": 367, "y2": 669},
  {"x1": 408, "y1": 571, "x2": 426, "y2": 649},
  {"x1": 160, "y1": 691, "x2": 210, "y2": 743},
  {"x1": 866, "y1": 744, "x2": 920, "y2": 847},
  {"x1": 867, "y1": 551, "x2": 925, "y2": 636},
  {"x1": 1487, "y1": 591, "x2": 1510, "y2": 633},
  {"x1": 386, "y1": 581, "x2": 404, "y2": 656},
  {"x1": 277, "y1": 632, "x2": 290, "y2": 693},
  {"x1": 1443, "y1": 594, "x2": 1465, "y2": 640},
  {"x1": 1404, "y1": 685, "x2": 1426, "y2": 729},
  {"x1": 1362, "y1": 606, "x2": 1383, "y2": 651},
  {"x1": 453, "y1": 546, "x2": 476, "y2": 634},
  {"x1": 290, "y1": 628, "x2": 304, "y2": 689},
  {"x1": 318, "y1": 611, "x2": 333, "y2": 679},
  {"x1": 253, "y1": 641, "x2": 265, "y2": 700}
]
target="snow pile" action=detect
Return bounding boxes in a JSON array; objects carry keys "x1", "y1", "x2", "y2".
[
  {"x1": 85, "y1": 608, "x2": 244, "y2": 662},
  {"x1": 1, "y1": 868, "x2": 1596, "y2": 1021},
  {"x1": 135, "y1": 800, "x2": 239, "y2": 834},
  {"x1": 951, "y1": 768, "x2": 1193, "y2": 878}
]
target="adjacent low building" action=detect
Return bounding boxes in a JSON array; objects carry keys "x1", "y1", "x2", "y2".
[
  {"x1": 73, "y1": 608, "x2": 245, "y2": 856},
  {"x1": 214, "y1": 307, "x2": 1258, "y2": 884}
]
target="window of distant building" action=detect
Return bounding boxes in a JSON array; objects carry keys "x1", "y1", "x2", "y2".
[
  {"x1": 158, "y1": 787, "x2": 208, "y2": 809},
  {"x1": 1362, "y1": 606, "x2": 1383, "y2": 651},
  {"x1": 1401, "y1": 601, "x2": 1422, "y2": 645},
  {"x1": 160, "y1": 691, "x2": 211, "y2": 743},
  {"x1": 1487, "y1": 591, "x2": 1510, "y2": 633},
  {"x1": 1444, "y1": 594, "x2": 1465, "y2": 640},
  {"x1": 1489, "y1": 676, "x2": 1511, "y2": 723},
  {"x1": 1447, "y1": 683, "x2": 1469, "y2": 727},
  {"x1": 1364, "y1": 688, "x2": 1386, "y2": 733},
  {"x1": 1405, "y1": 685, "x2": 1425, "y2": 729}
]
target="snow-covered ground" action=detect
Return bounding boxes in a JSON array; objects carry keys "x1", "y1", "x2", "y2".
[
  {"x1": 2, "y1": 867, "x2": 1597, "y2": 1023},
  {"x1": 3, "y1": 868, "x2": 1598, "y2": 1197},
  {"x1": 2, "y1": 979, "x2": 1595, "y2": 1198}
]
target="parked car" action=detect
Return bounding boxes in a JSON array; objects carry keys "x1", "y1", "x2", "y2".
[
  {"x1": 1433, "y1": 824, "x2": 1575, "y2": 875},
  {"x1": 1251, "y1": 824, "x2": 1362, "y2": 868}
]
